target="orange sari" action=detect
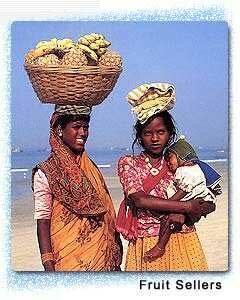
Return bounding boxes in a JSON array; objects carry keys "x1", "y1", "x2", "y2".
[{"x1": 50, "y1": 152, "x2": 121, "y2": 271}]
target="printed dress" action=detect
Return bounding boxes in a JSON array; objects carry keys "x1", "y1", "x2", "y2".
[{"x1": 118, "y1": 153, "x2": 208, "y2": 271}]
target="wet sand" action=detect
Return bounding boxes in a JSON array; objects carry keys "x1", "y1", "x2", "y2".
[{"x1": 11, "y1": 161, "x2": 228, "y2": 271}]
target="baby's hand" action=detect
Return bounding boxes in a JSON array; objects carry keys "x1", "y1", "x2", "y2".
[{"x1": 143, "y1": 244, "x2": 165, "y2": 263}]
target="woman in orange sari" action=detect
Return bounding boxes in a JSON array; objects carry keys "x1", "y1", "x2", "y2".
[{"x1": 32, "y1": 105, "x2": 122, "y2": 271}]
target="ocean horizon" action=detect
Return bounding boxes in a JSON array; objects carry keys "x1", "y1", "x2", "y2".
[
  {"x1": 11, "y1": 148, "x2": 228, "y2": 201},
  {"x1": 11, "y1": 146, "x2": 228, "y2": 167}
]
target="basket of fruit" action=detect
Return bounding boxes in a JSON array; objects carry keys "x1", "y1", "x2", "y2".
[{"x1": 24, "y1": 33, "x2": 123, "y2": 106}]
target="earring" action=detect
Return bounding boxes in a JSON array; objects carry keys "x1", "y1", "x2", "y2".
[{"x1": 59, "y1": 131, "x2": 62, "y2": 137}]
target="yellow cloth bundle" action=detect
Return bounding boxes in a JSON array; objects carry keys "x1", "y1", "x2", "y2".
[{"x1": 127, "y1": 82, "x2": 176, "y2": 124}]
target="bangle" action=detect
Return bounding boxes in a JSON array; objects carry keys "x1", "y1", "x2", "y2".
[{"x1": 41, "y1": 252, "x2": 55, "y2": 265}]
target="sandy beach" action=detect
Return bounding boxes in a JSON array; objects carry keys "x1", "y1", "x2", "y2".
[{"x1": 11, "y1": 161, "x2": 228, "y2": 272}]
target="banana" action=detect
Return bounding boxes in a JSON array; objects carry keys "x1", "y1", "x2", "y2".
[
  {"x1": 85, "y1": 35, "x2": 96, "y2": 43},
  {"x1": 82, "y1": 34, "x2": 91, "y2": 40},
  {"x1": 90, "y1": 33, "x2": 103, "y2": 40},
  {"x1": 96, "y1": 33, "x2": 105, "y2": 40},
  {"x1": 90, "y1": 33, "x2": 100, "y2": 39},
  {"x1": 78, "y1": 44, "x2": 98, "y2": 61},
  {"x1": 26, "y1": 46, "x2": 53, "y2": 61},
  {"x1": 61, "y1": 38, "x2": 73, "y2": 44},
  {"x1": 78, "y1": 33, "x2": 110, "y2": 53},
  {"x1": 56, "y1": 40, "x2": 63, "y2": 49},
  {"x1": 104, "y1": 40, "x2": 111, "y2": 47},
  {"x1": 79, "y1": 37, "x2": 90, "y2": 46},
  {"x1": 35, "y1": 46, "x2": 54, "y2": 57},
  {"x1": 25, "y1": 49, "x2": 36, "y2": 63},
  {"x1": 96, "y1": 47, "x2": 107, "y2": 56},
  {"x1": 86, "y1": 33, "x2": 106, "y2": 42},
  {"x1": 56, "y1": 39, "x2": 75, "y2": 52},
  {"x1": 95, "y1": 39, "x2": 106, "y2": 47},
  {"x1": 36, "y1": 41, "x2": 49, "y2": 49},
  {"x1": 29, "y1": 34, "x2": 111, "y2": 64},
  {"x1": 48, "y1": 38, "x2": 58, "y2": 49},
  {"x1": 89, "y1": 43, "x2": 99, "y2": 50}
]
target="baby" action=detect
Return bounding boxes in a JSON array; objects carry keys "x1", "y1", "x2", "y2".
[{"x1": 144, "y1": 137, "x2": 220, "y2": 262}]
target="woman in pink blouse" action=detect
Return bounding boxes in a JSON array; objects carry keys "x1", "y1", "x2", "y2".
[{"x1": 117, "y1": 111, "x2": 215, "y2": 271}]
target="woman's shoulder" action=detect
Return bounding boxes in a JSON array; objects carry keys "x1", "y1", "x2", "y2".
[
  {"x1": 32, "y1": 155, "x2": 54, "y2": 182},
  {"x1": 118, "y1": 154, "x2": 134, "y2": 162},
  {"x1": 33, "y1": 155, "x2": 54, "y2": 172},
  {"x1": 33, "y1": 168, "x2": 49, "y2": 182},
  {"x1": 118, "y1": 154, "x2": 143, "y2": 166},
  {"x1": 32, "y1": 165, "x2": 49, "y2": 182}
]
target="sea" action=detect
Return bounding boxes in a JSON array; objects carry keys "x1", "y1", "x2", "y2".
[{"x1": 11, "y1": 148, "x2": 228, "y2": 200}]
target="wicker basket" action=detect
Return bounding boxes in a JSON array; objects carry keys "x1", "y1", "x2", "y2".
[{"x1": 24, "y1": 64, "x2": 122, "y2": 106}]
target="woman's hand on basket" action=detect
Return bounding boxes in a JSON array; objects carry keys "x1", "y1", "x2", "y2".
[{"x1": 185, "y1": 198, "x2": 216, "y2": 226}]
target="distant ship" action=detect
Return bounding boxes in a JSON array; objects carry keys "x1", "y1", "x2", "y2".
[
  {"x1": 110, "y1": 146, "x2": 130, "y2": 151},
  {"x1": 11, "y1": 146, "x2": 23, "y2": 153}
]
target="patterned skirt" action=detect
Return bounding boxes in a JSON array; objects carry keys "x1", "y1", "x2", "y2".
[{"x1": 125, "y1": 231, "x2": 208, "y2": 271}]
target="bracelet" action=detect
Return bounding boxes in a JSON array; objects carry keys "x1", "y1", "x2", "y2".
[{"x1": 41, "y1": 252, "x2": 55, "y2": 265}]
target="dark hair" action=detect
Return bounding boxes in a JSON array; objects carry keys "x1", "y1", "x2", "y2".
[
  {"x1": 54, "y1": 114, "x2": 90, "y2": 129},
  {"x1": 132, "y1": 111, "x2": 178, "y2": 153},
  {"x1": 164, "y1": 148, "x2": 172, "y2": 159}
]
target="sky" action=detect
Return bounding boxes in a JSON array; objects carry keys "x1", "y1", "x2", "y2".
[{"x1": 11, "y1": 21, "x2": 228, "y2": 151}]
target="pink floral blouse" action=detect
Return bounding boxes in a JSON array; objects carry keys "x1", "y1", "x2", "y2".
[{"x1": 118, "y1": 153, "x2": 174, "y2": 238}]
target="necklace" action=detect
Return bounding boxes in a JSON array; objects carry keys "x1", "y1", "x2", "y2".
[{"x1": 144, "y1": 155, "x2": 164, "y2": 176}]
